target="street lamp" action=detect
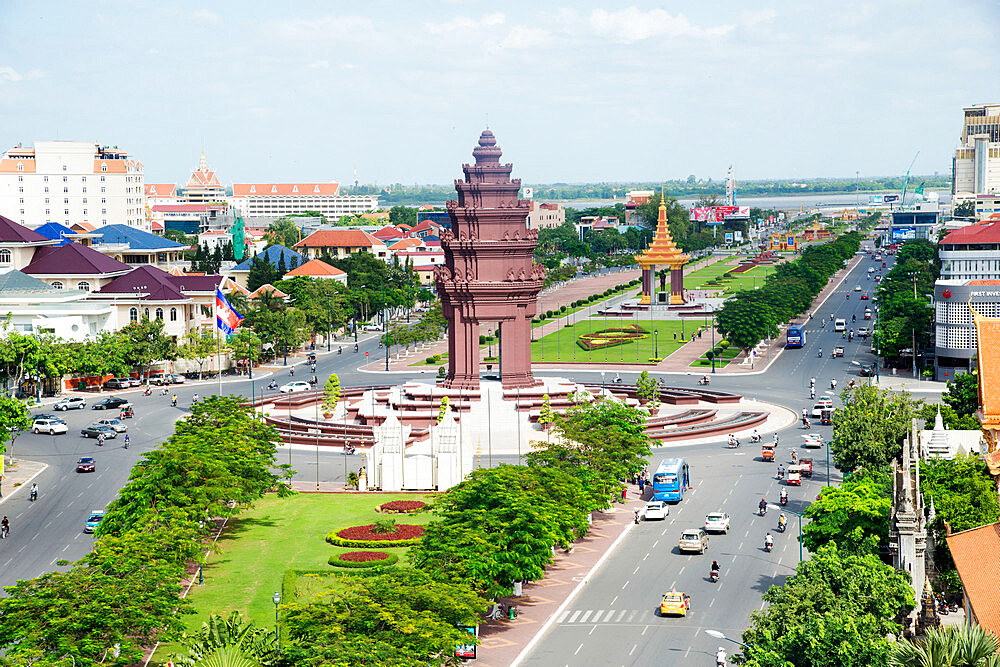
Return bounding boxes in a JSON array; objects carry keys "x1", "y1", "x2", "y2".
[
  {"x1": 654, "y1": 329, "x2": 659, "y2": 359},
  {"x1": 326, "y1": 301, "x2": 332, "y2": 352},
  {"x1": 705, "y1": 629, "x2": 746, "y2": 648},
  {"x1": 272, "y1": 591, "x2": 281, "y2": 647},
  {"x1": 710, "y1": 307, "x2": 717, "y2": 374},
  {"x1": 488, "y1": 328, "x2": 494, "y2": 359},
  {"x1": 601, "y1": 371, "x2": 606, "y2": 397},
  {"x1": 768, "y1": 504, "x2": 804, "y2": 562}
]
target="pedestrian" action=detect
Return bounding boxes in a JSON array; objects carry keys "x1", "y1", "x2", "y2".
[
  {"x1": 621, "y1": 487, "x2": 627, "y2": 503},
  {"x1": 673, "y1": 332, "x2": 677, "y2": 341},
  {"x1": 638, "y1": 477, "x2": 645, "y2": 492}
]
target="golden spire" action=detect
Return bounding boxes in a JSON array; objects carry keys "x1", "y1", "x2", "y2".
[{"x1": 636, "y1": 185, "x2": 688, "y2": 267}]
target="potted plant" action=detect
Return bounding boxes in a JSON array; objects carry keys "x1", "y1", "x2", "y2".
[{"x1": 322, "y1": 373, "x2": 341, "y2": 419}]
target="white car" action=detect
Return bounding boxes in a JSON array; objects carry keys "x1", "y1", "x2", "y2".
[
  {"x1": 278, "y1": 381, "x2": 311, "y2": 394},
  {"x1": 803, "y1": 434, "x2": 824, "y2": 449},
  {"x1": 32, "y1": 419, "x2": 68, "y2": 435},
  {"x1": 854, "y1": 285, "x2": 862, "y2": 292},
  {"x1": 93, "y1": 418, "x2": 127, "y2": 433},
  {"x1": 704, "y1": 512, "x2": 731, "y2": 534},
  {"x1": 643, "y1": 501, "x2": 669, "y2": 521},
  {"x1": 811, "y1": 399, "x2": 834, "y2": 418}
]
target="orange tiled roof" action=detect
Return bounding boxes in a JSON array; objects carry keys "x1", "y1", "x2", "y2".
[
  {"x1": 249, "y1": 284, "x2": 288, "y2": 299},
  {"x1": 941, "y1": 220, "x2": 1000, "y2": 245},
  {"x1": 946, "y1": 523, "x2": 1000, "y2": 635},
  {"x1": 975, "y1": 314, "x2": 1000, "y2": 421},
  {"x1": 232, "y1": 183, "x2": 340, "y2": 197},
  {"x1": 636, "y1": 192, "x2": 688, "y2": 267},
  {"x1": 294, "y1": 229, "x2": 380, "y2": 249},
  {"x1": 283, "y1": 258, "x2": 346, "y2": 278}
]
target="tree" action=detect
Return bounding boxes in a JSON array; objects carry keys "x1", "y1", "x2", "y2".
[
  {"x1": 716, "y1": 292, "x2": 780, "y2": 352},
  {"x1": 635, "y1": 370, "x2": 658, "y2": 402},
  {"x1": 0, "y1": 394, "x2": 32, "y2": 465},
  {"x1": 738, "y1": 544, "x2": 914, "y2": 667},
  {"x1": 941, "y1": 371, "x2": 979, "y2": 419},
  {"x1": 801, "y1": 468, "x2": 891, "y2": 555},
  {"x1": 322, "y1": 373, "x2": 341, "y2": 415},
  {"x1": 388, "y1": 205, "x2": 417, "y2": 227},
  {"x1": 830, "y1": 384, "x2": 916, "y2": 472},
  {"x1": 120, "y1": 317, "x2": 178, "y2": 383},
  {"x1": 178, "y1": 331, "x2": 218, "y2": 381},
  {"x1": 247, "y1": 254, "x2": 278, "y2": 293},
  {"x1": 889, "y1": 623, "x2": 1000, "y2": 667},
  {"x1": 264, "y1": 218, "x2": 301, "y2": 248},
  {"x1": 917, "y1": 402, "x2": 980, "y2": 431},
  {"x1": 538, "y1": 394, "x2": 555, "y2": 434},
  {"x1": 171, "y1": 611, "x2": 280, "y2": 667},
  {"x1": 953, "y1": 200, "x2": 975, "y2": 218}
]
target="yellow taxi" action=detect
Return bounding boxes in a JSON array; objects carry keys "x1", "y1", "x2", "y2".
[{"x1": 659, "y1": 590, "x2": 691, "y2": 617}]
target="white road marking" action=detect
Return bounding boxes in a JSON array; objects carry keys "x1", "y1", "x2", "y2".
[
  {"x1": 603, "y1": 610, "x2": 616, "y2": 622},
  {"x1": 629, "y1": 644, "x2": 637, "y2": 656},
  {"x1": 574, "y1": 643, "x2": 584, "y2": 655},
  {"x1": 739, "y1": 541, "x2": 744, "y2": 550},
  {"x1": 56, "y1": 511, "x2": 63, "y2": 518},
  {"x1": 709, "y1": 598, "x2": 715, "y2": 608},
  {"x1": 627, "y1": 611, "x2": 638, "y2": 622},
  {"x1": 678, "y1": 566, "x2": 685, "y2": 575},
  {"x1": 643, "y1": 554, "x2": 649, "y2": 561},
  {"x1": 610, "y1": 595, "x2": 618, "y2": 607},
  {"x1": 652, "y1": 540, "x2": 659, "y2": 548},
  {"x1": 568, "y1": 610, "x2": 581, "y2": 623},
  {"x1": 589, "y1": 625, "x2": 597, "y2": 635},
  {"x1": 633, "y1": 566, "x2": 640, "y2": 574},
  {"x1": 557, "y1": 611, "x2": 569, "y2": 623},
  {"x1": 621, "y1": 580, "x2": 630, "y2": 590},
  {"x1": 579, "y1": 610, "x2": 593, "y2": 623},
  {"x1": 661, "y1": 528, "x2": 668, "y2": 536},
  {"x1": 642, "y1": 625, "x2": 650, "y2": 636},
  {"x1": 615, "y1": 610, "x2": 627, "y2": 622}
]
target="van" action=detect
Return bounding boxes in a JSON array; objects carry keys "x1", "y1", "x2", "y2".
[{"x1": 834, "y1": 318, "x2": 846, "y2": 332}]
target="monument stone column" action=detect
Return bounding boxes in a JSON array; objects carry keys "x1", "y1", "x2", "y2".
[{"x1": 635, "y1": 190, "x2": 689, "y2": 306}]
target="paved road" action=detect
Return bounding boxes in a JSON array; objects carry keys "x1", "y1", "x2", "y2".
[{"x1": 520, "y1": 242, "x2": 895, "y2": 664}]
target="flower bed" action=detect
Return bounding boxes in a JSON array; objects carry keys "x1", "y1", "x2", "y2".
[
  {"x1": 377, "y1": 500, "x2": 426, "y2": 514},
  {"x1": 577, "y1": 325, "x2": 648, "y2": 351},
  {"x1": 328, "y1": 551, "x2": 400, "y2": 569},
  {"x1": 326, "y1": 523, "x2": 425, "y2": 548}
]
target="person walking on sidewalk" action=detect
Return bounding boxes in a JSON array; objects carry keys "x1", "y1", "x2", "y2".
[{"x1": 621, "y1": 487, "x2": 627, "y2": 503}]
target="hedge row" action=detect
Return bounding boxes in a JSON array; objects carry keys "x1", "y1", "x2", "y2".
[
  {"x1": 325, "y1": 533, "x2": 423, "y2": 548},
  {"x1": 328, "y1": 552, "x2": 400, "y2": 569},
  {"x1": 533, "y1": 278, "x2": 641, "y2": 323}
]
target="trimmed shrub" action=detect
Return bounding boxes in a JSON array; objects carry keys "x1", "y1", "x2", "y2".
[
  {"x1": 559, "y1": 305, "x2": 567, "y2": 313},
  {"x1": 337, "y1": 524, "x2": 426, "y2": 541},
  {"x1": 718, "y1": 341, "x2": 730, "y2": 350},
  {"x1": 437, "y1": 366, "x2": 447, "y2": 379},
  {"x1": 328, "y1": 551, "x2": 400, "y2": 569},
  {"x1": 378, "y1": 500, "x2": 426, "y2": 513},
  {"x1": 326, "y1": 534, "x2": 422, "y2": 548}
]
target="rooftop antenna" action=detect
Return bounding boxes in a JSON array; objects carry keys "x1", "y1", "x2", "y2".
[{"x1": 485, "y1": 112, "x2": 489, "y2": 129}]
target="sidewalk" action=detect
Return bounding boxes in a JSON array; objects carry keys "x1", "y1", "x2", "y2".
[
  {"x1": 0, "y1": 459, "x2": 47, "y2": 502},
  {"x1": 472, "y1": 487, "x2": 648, "y2": 666}
]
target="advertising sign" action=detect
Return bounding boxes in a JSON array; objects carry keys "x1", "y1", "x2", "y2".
[
  {"x1": 725, "y1": 232, "x2": 734, "y2": 244},
  {"x1": 787, "y1": 235, "x2": 795, "y2": 246},
  {"x1": 868, "y1": 195, "x2": 884, "y2": 204},
  {"x1": 691, "y1": 206, "x2": 750, "y2": 223},
  {"x1": 455, "y1": 626, "x2": 477, "y2": 659},
  {"x1": 882, "y1": 194, "x2": 899, "y2": 203},
  {"x1": 891, "y1": 227, "x2": 916, "y2": 241},
  {"x1": 735, "y1": 230, "x2": 744, "y2": 241},
  {"x1": 522, "y1": 187, "x2": 533, "y2": 199}
]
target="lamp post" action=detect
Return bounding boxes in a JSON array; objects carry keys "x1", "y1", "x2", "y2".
[
  {"x1": 601, "y1": 371, "x2": 606, "y2": 397},
  {"x1": 272, "y1": 591, "x2": 281, "y2": 647},
  {"x1": 711, "y1": 307, "x2": 717, "y2": 374},
  {"x1": 488, "y1": 328, "x2": 493, "y2": 359},
  {"x1": 654, "y1": 329, "x2": 659, "y2": 359},
  {"x1": 705, "y1": 629, "x2": 746, "y2": 648},
  {"x1": 769, "y1": 504, "x2": 804, "y2": 562},
  {"x1": 282, "y1": 301, "x2": 288, "y2": 367},
  {"x1": 326, "y1": 301, "x2": 332, "y2": 352}
]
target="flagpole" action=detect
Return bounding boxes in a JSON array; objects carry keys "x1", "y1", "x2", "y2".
[{"x1": 216, "y1": 294, "x2": 223, "y2": 397}]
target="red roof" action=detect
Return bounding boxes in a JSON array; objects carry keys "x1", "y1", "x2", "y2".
[
  {"x1": 144, "y1": 183, "x2": 177, "y2": 198},
  {"x1": 410, "y1": 220, "x2": 441, "y2": 234},
  {"x1": 233, "y1": 183, "x2": 340, "y2": 197},
  {"x1": 95, "y1": 265, "x2": 189, "y2": 301},
  {"x1": 0, "y1": 215, "x2": 51, "y2": 244},
  {"x1": 153, "y1": 204, "x2": 212, "y2": 213},
  {"x1": 372, "y1": 226, "x2": 404, "y2": 241},
  {"x1": 947, "y1": 523, "x2": 1000, "y2": 636},
  {"x1": 23, "y1": 243, "x2": 132, "y2": 276},
  {"x1": 294, "y1": 229, "x2": 381, "y2": 248},
  {"x1": 940, "y1": 220, "x2": 1000, "y2": 245},
  {"x1": 249, "y1": 284, "x2": 288, "y2": 299},
  {"x1": 283, "y1": 259, "x2": 346, "y2": 278}
]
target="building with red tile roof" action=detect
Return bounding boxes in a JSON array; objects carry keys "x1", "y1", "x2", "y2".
[
  {"x1": 294, "y1": 229, "x2": 388, "y2": 260},
  {"x1": 230, "y1": 182, "x2": 378, "y2": 219},
  {"x1": 180, "y1": 153, "x2": 226, "y2": 204},
  {"x1": 946, "y1": 523, "x2": 1000, "y2": 636},
  {"x1": 372, "y1": 226, "x2": 405, "y2": 242},
  {"x1": 283, "y1": 258, "x2": 347, "y2": 283},
  {"x1": 249, "y1": 284, "x2": 289, "y2": 300}
]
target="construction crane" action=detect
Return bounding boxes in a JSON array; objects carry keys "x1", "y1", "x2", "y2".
[{"x1": 899, "y1": 151, "x2": 920, "y2": 205}]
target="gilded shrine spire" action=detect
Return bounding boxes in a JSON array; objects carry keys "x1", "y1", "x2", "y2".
[{"x1": 636, "y1": 188, "x2": 689, "y2": 305}]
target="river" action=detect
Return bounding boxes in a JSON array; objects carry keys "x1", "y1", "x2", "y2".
[{"x1": 558, "y1": 191, "x2": 950, "y2": 212}]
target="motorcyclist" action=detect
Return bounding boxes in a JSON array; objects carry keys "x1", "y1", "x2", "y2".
[
  {"x1": 311, "y1": 363, "x2": 317, "y2": 373},
  {"x1": 777, "y1": 464, "x2": 784, "y2": 479},
  {"x1": 759, "y1": 498, "x2": 767, "y2": 515},
  {"x1": 711, "y1": 560, "x2": 720, "y2": 576},
  {"x1": 192, "y1": 393, "x2": 200, "y2": 404},
  {"x1": 289, "y1": 367, "x2": 295, "y2": 376},
  {"x1": 97, "y1": 432, "x2": 105, "y2": 447},
  {"x1": 1, "y1": 516, "x2": 8, "y2": 538},
  {"x1": 778, "y1": 513, "x2": 787, "y2": 531},
  {"x1": 765, "y1": 532, "x2": 774, "y2": 550},
  {"x1": 810, "y1": 387, "x2": 816, "y2": 399},
  {"x1": 614, "y1": 373, "x2": 621, "y2": 383},
  {"x1": 717, "y1": 647, "x2": 728, "y2": 667},
  {"x1": 171, "y1": 394, "x2": 178, "y2": 406},
  {"x1": 831, "y1": 378, "x2": 837, "y2": 389},
  {"x1": 852, "y1": 314, "x2": 856, "y2": 322},
  {"x1": 124, "y1": 434, "x2": 130, "y2": 449},
  {"x1": 780, "y1": 488, "x2": 788, "y2": 504},
  {"x1": 751, "y1": 429, "x2": 760, "y2": 443},
  {"x1": 268, "y1": 380, "x2": 278, "y2": 390},
  {"x1": 728, "y1": 434, "x2": 738, "y2": 448},
  {"x1": 791, "y1": 449, "x2": 798, "y2": 464},
  {"x1": 354, "y1": 343, "x2": 359, "y2": 353},
  {"x1": 30, "y1": 483, "x2": 38, "y2": 500},
  {"x1": 818, "y1": 348, "x2": 822, "y2": 358},
  {"x1": 809, "y1": 377, "x2": 815, "y2": 387}
]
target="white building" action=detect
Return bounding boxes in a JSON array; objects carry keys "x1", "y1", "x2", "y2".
[
  {"x1": 953, "y1": 104, "x2": 1000, "y2": 202},
  {"x1": 0, "y1": 141, "x2": 147, "y2": 230},
  {"x1": 230, "y1": 183, "x2": 378, "y2": 219},
  {"x1": 527, "y1": 202, "x2": 565, "y2": 230},
  {"x1": 0, "y1": 270, "x2": 115, "y2": 341}
]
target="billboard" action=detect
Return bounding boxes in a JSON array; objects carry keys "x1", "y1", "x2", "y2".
[
  {"x1": 868, "y1": 195, "x2": 884, "y2": 204},
  {"x1": 891, "y1": 226, "x2": 916, "y2": 241},
  {"x1": 522, "y1": 187, "x2": 533, "y2": 199},
  {"x1": 882, "y1": 194, "x2": 899, "y2": 203},
  {"x1": 691, "y1": 206, "x2": 750, "y2": 223},
  {"x1": 735, "y1": 230, "x2": 744, "y2": 241},
  {"x1": 725, "y1": 232, "x2": 734, "y2": 244}
]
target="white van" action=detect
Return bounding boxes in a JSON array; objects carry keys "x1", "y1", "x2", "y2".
[{"x1": 834, "y1": 318, "x2": 846, "y2": 332}]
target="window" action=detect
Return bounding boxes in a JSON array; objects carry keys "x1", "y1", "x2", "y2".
[
  {"x1": 62, "y1": 175, "x2": 67, "y2": 182},
  {"x1": 101, "y1": 176, "x2": 105, "y2": 182},
  {"x1": 101, "y1": 163, "x2": 107, "y2": 172},
  {"x1": 83, "y1": 209, "x2": 87, "y2": 215},
  {"x1": 82, "y1": 176, "x2": 86, "y2": 182},
  {"x1": 129, "y1": 307, "x2": 138, "y2": 323},
  {"x1": 45, "y1": 208, "x2": 50, "y2": 215},
  {"x1": 18, "y1": 198, "x2": 22, "y2": 204},
  {"x1": 170, "y1": 307, "x2": 177, "y2": 322},
  {"x1": 144, "y1": 308, "x2": 150, "y2": 319},
  {"x1": 82, "y1": 198, "x2": 87, "y2": 203},
  {"x1": 155, "y1": 307, "x2": 164, "y2": 320},
  {"x1": 64, "y1": 209, "x2": 69, "y2": 215},
  {"x1": 44, "y1": 198, "x2": 49, "y2": 204},
  {"x1": 0, "y1": 249, "x2": 10, "y2": 265},
  {"x1": 82, "y1": 187, "x2": 86, "y2": 193},
  {"x1": 44, "y1": 186, "x2": 49, "y2": 193},
  {"x1": 63, "y1": 187, "x2": 68, "y2": 193},
  {"x1": 16, "y1": 163, "x2": 23, "y2": 172},
  {"x1": 101, "y1": 198, "x2": 106, "y2": 203},
  {"x1": 64, "y1": 198, "x2": 69, "y2": 204},
  {"x1": 102, "y1": 208, "x2": 107, "y2": 214},
  {"x1": 51, "y1": 281, "x2": 63, "y2": 289},
  {"x1": 77, "y1": 281, "x2": 90, "y2": 291},
  {"x1": 43, "y1": 176, "x2": 48, "y2": 182},
  {"x1": 62, "y1": 165, "x2": 67, "y2": 172},
  {"x1": 101, "y1": 187, "x2": 105, "y2": 193}
]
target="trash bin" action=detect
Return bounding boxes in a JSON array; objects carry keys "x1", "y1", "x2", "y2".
[{"x1": 509, "y1": 605, "x2": 518, "y2": 620}]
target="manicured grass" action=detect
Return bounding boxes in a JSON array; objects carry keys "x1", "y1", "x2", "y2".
[
  {"x1": 531, "y1": 318, "x2": 698, "y2": 364},
  {"x1": 683, "y1": 262, "x2": 775, "y2": 291},
  {"x1": 689, "y1": 347, "x2": 740, "y2": 368},
  {"x1": 151, "y1": 492, "x2": 432, "y2": 664}
]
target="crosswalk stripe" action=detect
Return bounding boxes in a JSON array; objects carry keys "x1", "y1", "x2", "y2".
[
  {"x1": 616, "y1": 609, "x2": 628, "y2": 622},
  {"x1": 568, "y1": 610, "x2": 581, "y2": 623},
  {"x1": 603, "y1": 609, "x2": 616, "y2": 622},
  {"x1": 579, "y1": 610, "x2": 593, "y2": 623},
  {"x1": 557, "y1": 611, "x2": 569, "y2": 623}
]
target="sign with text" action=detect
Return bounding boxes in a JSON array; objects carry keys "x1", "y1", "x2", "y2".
[
  {"x1": 691, "y1": 206, "x2": 750, "y2": 223},
  {"x1": 882, "y1": 194, "x2": 900, "y2": 203},
  {"x1": 455, "y1": 625, "x2": 477, "y2": 659}
]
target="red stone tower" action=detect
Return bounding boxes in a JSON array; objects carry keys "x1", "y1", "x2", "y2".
[{"x1": 435, "y1": 130, "x2": 544, "y2": 389}]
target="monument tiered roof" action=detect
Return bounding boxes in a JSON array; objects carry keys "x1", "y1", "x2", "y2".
[{"x1": 636, "y1": 190, "x2": 688, "y2": 267}]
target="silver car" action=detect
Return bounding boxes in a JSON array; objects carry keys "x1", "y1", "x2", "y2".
[
  {"x1": 93, "y1": 418, "x2": 127, "y2": 433},
  {"x1": 679, "y1": 528, "x2": 709, "y2": 554},
  {"x1": 704, "y1": 512, "x2": 731, "y2": 534},
  {"x1": 54, "y1": 397, "x2": 86, "y2": 411}
]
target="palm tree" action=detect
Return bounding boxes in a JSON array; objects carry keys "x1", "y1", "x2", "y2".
[
  {"x1": 889, "y1": 624, "x2": 1000, "y2": 667},
  {"x1": 171, "y1": 611, "x2": 279, "y2": 667}
]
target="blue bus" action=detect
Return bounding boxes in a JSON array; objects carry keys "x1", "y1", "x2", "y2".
[
  {"x1": 786, "y1": 325, "x2": 805, "y2": 348},
  {"x1": 652, "y1": 458, "x2": 690, "y2": 502}
]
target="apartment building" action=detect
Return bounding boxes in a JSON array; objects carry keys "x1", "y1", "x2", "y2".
[
  {"x1": 230, "y1": 182, "x2": 378, "y2": 219},
  {"x1": 953, "y1": 104, "x2": 1000, "y2": 202}
]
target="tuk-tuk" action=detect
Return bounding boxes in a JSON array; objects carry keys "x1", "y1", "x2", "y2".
[
  {"x1": 762, "y1": 444, "x2": 775, "y2": 462},
  {"x1": 786, "y1": 465, "x2": 803, "y2": 486},
  {"x1": 821, "y1": 407, "x2": 834, "y2": 425},
  {"x1": 799, "y1": 459, "x2": 813, "y2": 477}
]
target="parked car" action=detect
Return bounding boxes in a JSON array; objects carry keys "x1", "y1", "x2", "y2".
[
  {"x1": 54, "y1": 397, "x2": 86, "y2": 411},
  {"x1": 32, "y1": 418, "x2": 68, "y2": 435},
  {"x1": 84, "y1": 510, "x2": 104, "y2": 533},
  {"x1": 703, "y1": 512, "x2": 731, "y2": 534},
  {"x1": 126, "y1": 377, "x2": 142, "y2": 387},
  {"x1": 170, "y1": 374, "x2": 186, "y2": 384},
  {"x1": 102, "y1": 378, "x2": 130, "y2": 390},
  {"x1": 278, "y1": 381, "x2": 311, "y2": 394},
  {"x1": 76, "y1": 457, "x2": 96, "y2": 473},
  {"x1": 92, "y1": 397, "x2": 130, "y2": 411},
  {"x1": 678, "y1": 528, "x2": 709, "y2": 554},
  {"x1": 81, "y1": 425, "x2": 117, "y2": 439},
  {"x1": 93, "y1": 418, "x2": 127, "y2": 433},
  {"x1": 643, "y1": 501, "x2": 669, "y2": 520},
  {"x1": 148, "y1": 372, "x2": 171, "y2": 385}
]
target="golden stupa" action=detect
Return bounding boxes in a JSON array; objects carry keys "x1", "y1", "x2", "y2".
[{"x1": 636, "y1": 188, "x2": 689, "y2": 305}]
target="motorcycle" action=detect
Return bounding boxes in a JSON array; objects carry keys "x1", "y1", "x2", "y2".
[
  {"x1": 337, "y1": 347, "x2": 343, "y2": 355},
  {"x1": 764, "y1": 539, "x2": 773, "y2": 553},
  {"x1": 309, "y1": 376, "x2": 318, "y2": 386},
  {"x1": 817, "y1": 350, "x2": 822, "y2": 358},
  {"x1": 354, "y1": 344, "x2": 359, "y2": 353},
  {"x1": 777, "y1": 520, "x2": 787, "y2": 533},
  {"x1": 29, "y1": 489, "x2": 37, "y2": 502},
  {"x1": 709, "y1": 569, "x2": 719, "y2": 583},
  {"x1": 268, "y1": 381, "x2": 278, "y2": 390},
  {"x1": 143, "y1": 387, "x2": 152, "y2": 396},
  {"x1": 160, "y1": 387, "x2": 169, "y2": 396},
  {"x1": 780, "y1": 494, "x2": 788, "y2": 506},
  {"x1": 727, "y1": 438, "x2": 740, "y2": 449},
  {"x1": 345, "y1": 445, "x2": 356, "y2": 455},
  {"x1": 759, "y1": 505, "x2": 767, "y2": 517},
  {"x1": 698, "y1": 376, "x2": 710, "y2": 385},
  {"x1": 634, "y1": 509, "x2": 641, "y2": 524},
  {"x1": 750, "y1": 434, "x2": 761, "y2": 444},
  {"x1": 802, "y1": 418, "x2": 812, "y2": 429}
]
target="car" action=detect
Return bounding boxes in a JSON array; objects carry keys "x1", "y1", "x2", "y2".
[
  {"x1": 857, "y1": 327, "x2": 870, "y2": 337},
  {"x1": 659, "y1": 591, "x2": 691, "y2": 617},
  {"x1": 811, "y1": 399, "x2": 834, "y2": 418},
  {"x1": 363, "y1": 324, "x2": 383, "y2": 332},
  {"x1": 678, "y1": 528, "x2": 709, "y2": 553},
  {"x1": 76, "y1": 457, "x2": 96, "y2": 473},
  {"x1": 33, "y1": 413, "x2": 65, "y2": 423},
  {"x1": 84, "y1": 510, "x2": 104, "y2": 533},
  {"x1": 860, "y1": 364, "x2": 875, "y2": 377},
  {"x1": 861, "y1": 293, "x2": 869, "y2": 300},
  {"x1": 148, "y1": 371, "x2": 171, "y2": 385},
  {"x1": 92, "y1": 397, "x2": 130, "y2": 410},
  {"x1": 32, "y1": 418, "x2": 68, "y2": 435},
  {"x1": 643, "y1": 501, "x2": 669, "y2": 520},
  {"x1": 875, "y1": 275, "x2": 882, "y2": 282},
  {"x1": 54, "y1": 397, "x2": 86, "y2": 411},
  {"x1": 854, "y1": 285, "x2": 862, "y2": 292},
  {"x1": 704, "y1": 512, "x2": 731, "y2": 534},
  {"x1": 81, "y1": 424, "x2": 117, "y2": 439},
  {"x1": 170, "y1": 374, "x2": 186, "y2": 384},
  {"x1": 93, "y1": 418, "x2": 127, "y2": 433},
  {"x1": 126, "y1": 377, "x2": 142, "y2": 387},
  {"x1": 831, "y1": 346, "x2": 845, "y2": 358},
  {"x1": 102, "y1": 378, "x2": 130, "y2": 390},
  {"x1": 278, "y1": 381, "x2": 311, "y2": 394},
  {"x1": 803, "y1": 434, "x2": 824, "y2": 449}
]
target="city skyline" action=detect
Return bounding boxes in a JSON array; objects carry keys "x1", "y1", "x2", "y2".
[{"x1": 1, "y1": 1, "x2": 997, "y2": 185}]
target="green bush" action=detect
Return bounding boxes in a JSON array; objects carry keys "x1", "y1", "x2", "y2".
[
  {"x1": 425, "y1": 354, "x2": 442, "y2": 364},
  {"x1": 478, "y1": 335, "x2": 487, "y2": 345},
  {"x1": 718, "y1": 341, "x2": 730, "y2": 350},
  {"x1": 539, "y1": 313, "x2": 546, "y2": 320},
  {"x1": 437, "y1": 366, "x2": 447, "y2": 379},
  {"x1": 559, "y1": 305, "x2": 567, "y2": 313},
  {"x1": 325, "y1": 533, "x2": 422, "y2": 548},
  {"x1": 328, "y1": 552, "x2": 400, "y2": 569},
  {"x1": 546, "y1": 310, "x2": 554, "y2": 318}
]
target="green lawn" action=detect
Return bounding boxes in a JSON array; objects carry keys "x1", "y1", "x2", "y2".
[
  {"x1": 531, "y1": 318, "x2": 701, "y2": 364},
  {"x1": 682, "y1": 262, "x2": 775, "y2": 291},
  {"x1": 689, "y1": 347, "x2": 740, "y2": 368},
  {"x1": 151, "y1": 492, "x2": 433, "y2": 664}
]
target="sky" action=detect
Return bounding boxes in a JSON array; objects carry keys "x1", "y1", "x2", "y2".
[{"x1": 1, "y1": 1, "x2": 998, "y2": 187}]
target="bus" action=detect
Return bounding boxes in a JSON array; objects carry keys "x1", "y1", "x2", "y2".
[
  {"x1": 786, "y1": 325, "x2": 805, "y2": 348},
  {"x1": 652, "y1": 458, "x2": 690, "y2": 502}
]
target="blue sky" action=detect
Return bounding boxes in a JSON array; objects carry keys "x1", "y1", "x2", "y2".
[{"x1": 1, "y1": 1, "x2": 997, "y2": 186}]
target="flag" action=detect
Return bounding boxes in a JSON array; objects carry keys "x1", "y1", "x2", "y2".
[{"x1": 216, "y1": 287, "x2": 243, "y2": 335}]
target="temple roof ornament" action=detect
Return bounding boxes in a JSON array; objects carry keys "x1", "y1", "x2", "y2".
[
  {"x1": 636, "y1": 187, "x2": 689, "y2": 269},
  {"x1": 972, "y1": 304, "x2": 1000, "y2": 478}
]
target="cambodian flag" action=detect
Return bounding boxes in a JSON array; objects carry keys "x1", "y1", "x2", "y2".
[{"x1": 216, "y1": 287, "x2": 243, "y2": 335}]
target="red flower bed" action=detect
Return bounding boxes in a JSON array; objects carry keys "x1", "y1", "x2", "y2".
[
  {"x1": 337, "y1": 524, "x2": 425, "y2": 541},
  {"x1": 379, "y1": 500, "x2": 426, "y2": 513},
  {"x1": 340, "y1": 551, "x2": 390, "y2": 562}
]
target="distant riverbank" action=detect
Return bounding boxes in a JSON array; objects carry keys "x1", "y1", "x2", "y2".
[{"x1": 558, "y1": 190, "x2": 950, "y2": 211}]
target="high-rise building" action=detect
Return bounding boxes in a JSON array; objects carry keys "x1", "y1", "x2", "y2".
[
  {"x1": 229, "y1": 182, "x2": 377, "y2": 219},
  {"x1": 0, "y1": 141, "x2": 147, "y2": 230},
  {"x1": 953, "y1": 104, "x2": 1000, "y2": 200}
]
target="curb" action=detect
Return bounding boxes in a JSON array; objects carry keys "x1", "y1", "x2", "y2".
[{"x1": 0, "y1": 462, "x2": 49, "y2": 505}]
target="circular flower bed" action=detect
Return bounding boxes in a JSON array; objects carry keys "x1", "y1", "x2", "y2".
[
  {"x1": 338, "y1": 524, "x2": 425, "y2": 541},
  {"x1": 377, "y1": 500, "x2": 426, "y2": 514},
  {"x1": 328, "y1": 551, "x2": 399, "y2": 569}
]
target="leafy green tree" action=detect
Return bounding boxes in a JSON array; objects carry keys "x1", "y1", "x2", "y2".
[
  {"x1": 738, "y1": 544, "x2": 915, "y2": 667},
  {"x1": 178, "y1": 331, "x2": 218, "y2": 381},
  {"x1": 120, "y1": 317, "x2": 178, "y2": 382},
  {"x1": 171, "y1": 611, "x2": 279, "y2": 667},
  {"x1": 888, "y1": 623, "x2": 1000, "y2": 667},
  {"x1": 0, "y1": 394, "x2": 32, "y2": 464},
  {"x1": 635, "y1": 370, "x2": 658, "y2": 402},
  {"x1": 281, "y1": 569, "x2": 486, "y2": 667},
  {"x1": 388, "y1": 205, "x2": 417, "y2": 227},
  {"x1": 247, "y1": 254, "x2": 279, "y2": 293},
  {"x1": 263, "y1": 218, "x2": 301, "y2": 248},
  {"x1": 941, "y1": 371, "x2": 979, "y2": 419},
  {"x1": 830, "y1": 384, "x2": 916, "y2": 472},
  {"x1": 953, "y1": 201, "x2": 975, "y2": 218},
  {"x1": 802, "y1": 468, "x2": 891, "y2": 555},
  {"x1": 917, "y1": 402, "x2": 980, "y2": 430},
  {"x1": 322, "y1": 373, "x2": 341, "y2": 415},
  {"x1": 538, "y1": 394, "x2": 555, "y2": 432},
  {"x1": 716, "y1": 292, "x2": 780, "y2": 352}
]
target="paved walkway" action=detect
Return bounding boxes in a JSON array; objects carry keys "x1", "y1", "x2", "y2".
[{"x1": 0, "y1": 459, "x2": 47, "y2": 503}]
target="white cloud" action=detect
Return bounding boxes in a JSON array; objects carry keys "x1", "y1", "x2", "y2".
[
  {"x1": 273, "y1": 15, "x2": 375, "y2": 41},
  {"x1": 0, "y1": 66, "x2": 23, "y2": 83},
  {"x1": 307, "y1": 60, "x2": 330, "y2": 69},
  {"x1": 741, "y1": 8, "x2": 777, "y2": 27},
  {"x1": 194, "y1": 9, "x2": 222, "y2": 26},
  {"x1": 499, "y1": 26, "x2": 550, "y2": 50},
  {"x1": 425, "y1": 13, "x2": 505, "y2": 35},
  {"x1": 586, "y1": 7, "x2": 734, "y2": 43}
]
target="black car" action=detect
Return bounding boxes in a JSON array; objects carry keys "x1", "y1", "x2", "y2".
[
  {"x1": 92, "y1": 397, "x2": 130, "y2": 410},
  {"x1": 81, "y1": 425, "x2": 117, "y2": 439},
  {"x1": 860, "y1": 364, "x2": 875, "y2": 377}
]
